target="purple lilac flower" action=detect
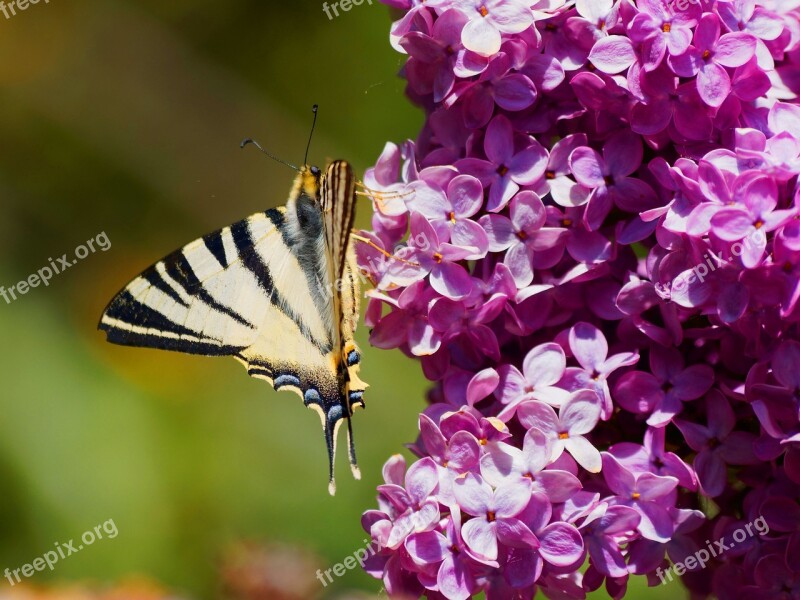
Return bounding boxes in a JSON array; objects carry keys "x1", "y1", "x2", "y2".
[
  {"x1": 510, "y1": 492, "x2": 586, "y2": 579},
  {"x1": 457, "y1": 0, "x2": 534, "y2": 57},
  {"x1": 561, "y1": 321, "x2": 639, "y2": 419},
  {"x1": 565, "y1": 0, "x2": 619, "y2": 52},
  {"x1": 405, "y1": 517, "x2": 478, "y2": 600},
  {"x1": 454, "y1": 53, "x2": 537, "y2": 129},
  {"x1": 517, "y1": 390, "x2": 604, "y2": 472},
  {"x1": 401, "y1": 9, "x2": 488, "y2": 103},
  {"x1": 453, "y1": 473, "x2": 535, "y2": 561},
  {"x1": 609, "y1": 427, "x2": 697, "y2": 491},
  {"x1": 479, "y1": 190, "x2": 567, "y2": 287},
  {"x1": 538, "y1": 133, "x2": 591, "y2": 207},
  {"x1": 378, "y1": 457, "x2": 441, "y2": 549},
  {"x1": 628, "y1": 0, "x2": 700, "y2": 71},
  {"x1": 579, "y1": 503, "x2": 641, "y2": 578},
  {"x1": 481, "y1": 428, "x2": 583, "y2": 501},
  {"x1": 494, "y1": 341, "x2": 570, "y2": 416},
  {"x1": 359, "y1": 1, "x2": 800, "y2": 597},
  {"x1": 387, "y1": 212, "x2": 476, "y2": 300},
  {"x1": 601, "y1": 453, "x2": 678, "y2": 543},
  {"x1": 408, "y1": 173, "x2": 490, "y2": 257},
  {"x1": 674, "y1": 390, "x2": 759, "y2": 497},
  {"x1": 710, "y1": 175, "x2": 796, "y2": 268},
  {"x1": 716, "y1": 0, "x2": 785, "y2": 70},
  {"x1": 626, "y1": 506, "x2": 706, "y2": 576},
  {"x1": 458, "y1": 114, "x2": 549, "y2": 212},
  {"x1": 668, "y1": 13, "x2": 758, "y2": 107},
  {"x1": 569, "y1": 131, "x2": 657, "y2": 230},
  {"x1": 368, "y1": 281, "x2": 442, "y2": 356},
  {"x1": 629, "y1": 64, "x2": 712, "y2": 138},
  {"x1": 614, "y1": 345, "x2": 715, "y2": 427}
]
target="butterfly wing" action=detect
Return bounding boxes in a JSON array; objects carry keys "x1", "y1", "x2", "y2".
[
  {"x1": 321, "y1": 160, "x2": 358, "y2": 282},
  {"x1": 318, "y1": 161, "x2": 368, "y2": 478},
  {"x1": 99, "y1": 201, "x2": 353, "y2": 492}
]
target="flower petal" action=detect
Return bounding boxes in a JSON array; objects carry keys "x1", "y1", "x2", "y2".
[
  {"x1": 538, "y1": 522, "x2": 585, "y2": 567},
  {"x1": 431, "y1": 261, "x2": 474, "y2": 300},
  {"x1": 560, "y1": 389, "x2": 602, "y2": 435},
  {"x1": 714, "y1": 32, "x2": 757, "y2": 68},
  {"x1": 517, "y1": 401, "x2": 560, "y2": 434},
  {"x1": 569, "y1": 147, "x2": 606, "y2": 188},
  {"x1": 569, "y1": 321, "x2": 608, "y2": 371},
  {"x1": 405, "y1": 530, "x2": 450, "y2": 566},
  {"x1": 523, "y1": 345, "x2": 566, "y2": 391},
  {"x1": 461, "y1": 16, "x2": 502, "y2": 56},
  {"x1": 454, "y1": 472, "x2": 492, "y2": 515},
  {"x1": 696, "y1": 61, "x2": 731, "y2": 107},
  {"x1": 565, "y1": 436, "x2": 602, "y2": 472},
  {"x1": 461, "y1": 518, "x2": 498, "y2": 560},
  {"x1": 588, "y1": 35, "x2": 636, "y2": 74},
  {"x1": 494, "y1": 480, "x2": 533, "y2": 518}
]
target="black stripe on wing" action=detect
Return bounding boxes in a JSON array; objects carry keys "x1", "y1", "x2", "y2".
[
  {"x1": 203, "y1": 229, "x2": 229, "y2": 268},
  {"x1": 141, "y1": 267, "x2": 188, "y2": 307},
  {"x1": 101, "y1": 291, "x2": 245, "y2": 356},
  {"x1": 231, "y1": 215, "x2": 333, "y2": 355},
  {"x1": 162, "y1": 251, "x2": 256, "y2": 329},
  {"x1": 273, "y1": 193, "x2": 333, "y2": 335}
]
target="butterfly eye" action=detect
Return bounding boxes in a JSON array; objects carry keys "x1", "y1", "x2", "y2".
[{"x1": 310, "y1": 165, "x2": 321, "y2": 177}]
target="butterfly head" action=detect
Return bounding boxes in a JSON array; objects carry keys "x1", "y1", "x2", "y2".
[{"x1": 294, "y1": 164, "x2": 324, "y2": 200}]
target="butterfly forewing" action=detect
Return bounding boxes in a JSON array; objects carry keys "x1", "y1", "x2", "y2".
[
  {"x1": 99, "y1": 162, "x2": 366, "y2": 494},
  {"x1": 321, "y1": 160, "x2": 358, "y2": 282}
]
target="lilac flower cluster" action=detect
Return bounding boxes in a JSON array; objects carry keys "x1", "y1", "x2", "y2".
[{"x1": 357, "y1": 1, "x2": 800, "y2": 598}]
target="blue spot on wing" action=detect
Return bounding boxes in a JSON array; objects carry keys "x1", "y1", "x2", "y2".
[
  {"x1": 327, "y1": 405, "x2": 343, "y2": 422},
  {"x1": 274, "y1": 374, "x2": 301, "y2": 389},
  {"x1": 304, "y1": 388, "x2": 322, "y2": 406}
]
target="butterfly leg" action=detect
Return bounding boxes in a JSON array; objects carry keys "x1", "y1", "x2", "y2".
[
  {"x1": 350, "y1": 233, "x2": 419, "y2": 267},
  {"x1": 356, "y1": 183, "x2": 414, "y2": 214}
]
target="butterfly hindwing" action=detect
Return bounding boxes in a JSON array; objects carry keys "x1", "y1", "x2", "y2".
[{"x1": 99, "y1": 161, "x2": 365, "y2": 494}]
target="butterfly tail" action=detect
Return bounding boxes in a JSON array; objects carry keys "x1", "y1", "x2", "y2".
[
  {"x1": 346, "y1": 415, "x2": 361, "y2": 480},
  {"x1": 325, "y1": 410, "x2": 341, "y2": 496}
]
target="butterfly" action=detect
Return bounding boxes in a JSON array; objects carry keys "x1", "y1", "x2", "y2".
[{"x1": 99, "y1": 117, "x2": 369, "y2": 495}]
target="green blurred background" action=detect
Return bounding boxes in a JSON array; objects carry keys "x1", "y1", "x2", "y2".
[{"x1": 0, "y1": 1, "x2": 679, "y2": 598}]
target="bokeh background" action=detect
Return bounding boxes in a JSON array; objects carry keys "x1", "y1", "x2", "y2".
[{"x1": 0, "y1": 1, "x2": 678, "y2": 598}]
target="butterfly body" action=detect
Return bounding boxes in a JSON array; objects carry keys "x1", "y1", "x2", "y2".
[{"x1": 100, "y1": 161, "x2": 366, "y2": 494}]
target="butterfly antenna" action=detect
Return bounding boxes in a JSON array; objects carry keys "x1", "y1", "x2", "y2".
[
  {"x1": 240, "y1": 138, "x2": 300, "y2": 172},
  {"x1": 303, "y1": 104, "x2": 319, "y2": 166}
]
